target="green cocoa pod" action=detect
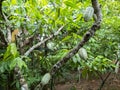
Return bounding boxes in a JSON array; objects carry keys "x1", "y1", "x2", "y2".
[
  {"x1": 41, "y1": 73, "x2": 51, "y2": 86},
  {"x1": 47, "y1": 42, "x2": 55, "y2": 50},
  {"x1": 79, "y1": 48, "x2": 88, "y2": 60},
  {"x1": 83, "y1": 6, "x2": 94, "y2": 22}
]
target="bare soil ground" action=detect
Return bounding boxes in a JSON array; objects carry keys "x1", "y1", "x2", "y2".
[{"x1": 55, "y1": 73, "x2": 120, "y2": 90}]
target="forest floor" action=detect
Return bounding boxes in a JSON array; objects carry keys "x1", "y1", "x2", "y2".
[{"x1": 55, "y1": 72, "x2": 120, "y2": 90}]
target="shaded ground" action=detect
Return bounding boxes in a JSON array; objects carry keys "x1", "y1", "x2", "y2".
[{"x1": 55, "y1": 73, "x2": 120, "y2": 90}]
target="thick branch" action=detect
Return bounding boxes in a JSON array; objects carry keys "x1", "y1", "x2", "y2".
[
  {"x1": 50, "y1": 0, "x2": 102, "y2": 75},
  {"x1": 24, "y1": 25, "x2": 65, "y2": 56}
]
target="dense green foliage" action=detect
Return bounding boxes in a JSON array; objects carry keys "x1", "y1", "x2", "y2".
[{"x1": 0, "y1": 0, "x2": 120, "y2": 89}]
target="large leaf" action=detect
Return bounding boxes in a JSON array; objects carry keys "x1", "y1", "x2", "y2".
[
  {"x1": 3, "y1": 43, "x2": 19, "y2": 61},
  {"x1": 10, "y1": 57, "x2": 27, "y2": 70},
  {"x1": 64, "y1": 1, "x2": 76, "y2": 8}
]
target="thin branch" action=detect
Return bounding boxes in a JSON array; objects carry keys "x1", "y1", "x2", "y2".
[
  {"x1": 14, "y1": 65, "x2": 28, "y2": 90},
  {"x1": 50, "y1": 0, "x2": 102, "y2": 75},
  {"x1": 2, "y1": 12, "x2": 12, "y2": 44},
  {"x1": 24, "y1": 25, "x2": 65, "y2": 56},
  {"x1": 0, "y1": 0, "x2": 5, "y2": 20},
  {"x1": 95, "y1": 71, "x2": 103, "y2": 81},
  {"x1": 98, "y1": 58, "x2": 119, "y2": 90}
]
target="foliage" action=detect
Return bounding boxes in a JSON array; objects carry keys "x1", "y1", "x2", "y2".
[
  {"x1": 0, "y1": 0, "x2": 120, "y2": 89},
  {"x1": 81, "y1": 55, "x2": 115, "y2": 78},
  {"x1": 0, "y1": 43, "x2": 27, "y2": 73},
  {"x1": 0, "y1": 43, "x2": 27, "y2": 88}
]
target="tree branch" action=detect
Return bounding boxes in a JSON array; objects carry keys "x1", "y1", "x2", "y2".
[
  {"x1": 24, "y1": 25, "x2": 65, "y2": 56},
  {"x1": 2, "y1": 9, "x2": 12, "y2": 43},
  {"x1": 0, "y1": 0, "x2": 5, "y2": 20},
  {"x1": 50, "y1": 0, "x2": 102, "y2": 75},
  {"x1": 14, "y1": 65, "x2": 28, "y2": 90}
]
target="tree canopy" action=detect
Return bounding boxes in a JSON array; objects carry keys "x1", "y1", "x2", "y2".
[{"x1": 0, "y1": 0, "x2": 120, "y2": 90}]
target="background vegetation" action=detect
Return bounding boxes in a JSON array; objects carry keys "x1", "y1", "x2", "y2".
[{"x1": 0, "y1": 0, "x2": 120, "y2": 90}]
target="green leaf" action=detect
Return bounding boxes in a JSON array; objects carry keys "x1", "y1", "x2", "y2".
[
  {"x1": 64, "y1": 1, "x2": 76, "y2": 8},
  {"x1": 62, "y1": 36, "x2": 71, "y2": 42},
  {"x1": 72, "y1": 33, "x2": 82, "y2": 39},
  {"x1": 3, "y1": 43, "x2": 18, "y2": 61},
  {"x1": 47, "y1": 42, "x2": 55, "y2": 50},
  {"x1": 10, "y1": 57, "x2": 27, "y2": 70},
  {"x1": 72, "y1": 56, "x2": 77, "y2": 63},
  {"x1": 10, "y1": 43, "x2": 18, "y2": 57},
  {"x1": 11, "y1": 0, "x2": 17, "y2": 5}
]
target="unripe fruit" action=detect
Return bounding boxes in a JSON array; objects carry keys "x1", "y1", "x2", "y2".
[
  {"x1": 83, "y1": 7, "x2": 94, "y2": 22},
  {"x1": 41, "y1": 73, "x2": 51, "y2": 86},
  {"x1": 47, "y1": 42, "x2": 55, "y2": 50},
  {"x1": 79, "y1": 48, "x2": 88, "y2": 60}
]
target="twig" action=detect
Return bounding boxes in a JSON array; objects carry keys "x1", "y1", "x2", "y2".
[
  {"x1": 24, "y1": 25, "x2": 65, "y2": 56},
  {"x1": 95, "y1": 71, "x2": 103, "y2": 81}
]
